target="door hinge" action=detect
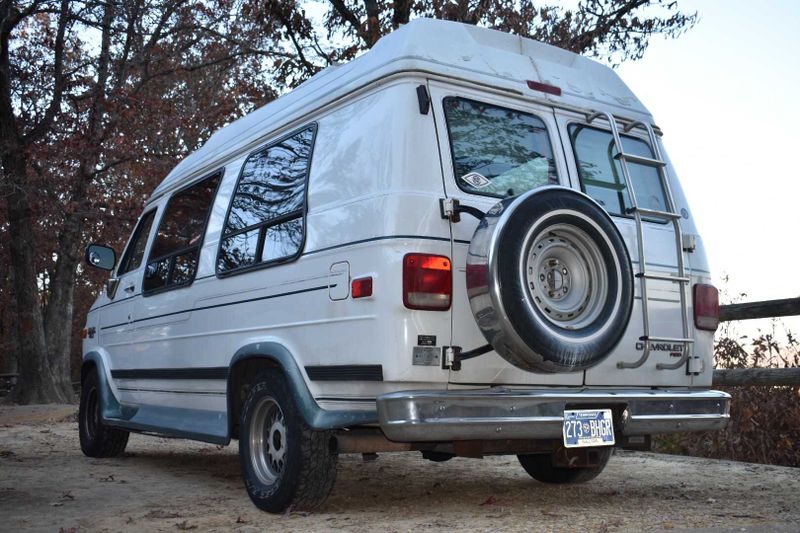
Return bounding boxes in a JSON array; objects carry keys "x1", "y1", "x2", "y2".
[
  {"x1": 442, "y1": 346, "x2": 462, "y2": 371},
  {"x1": 682, "y1": 233, "x2": 697, "y2": 253},
  {"x1": 439, "y1": 198, "x2": 485, "y2": 223},
  {"x1": 440, "y1": 198, "x2": 460, "y2": 223},
  {"x1": 686, "y1": 355, "x2": 704, "y2": 375}
]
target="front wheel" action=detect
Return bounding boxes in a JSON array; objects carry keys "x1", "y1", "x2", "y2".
[
  {"x1": 239, "y1": 372, "x2": 338, "y2": 513},
  {"x1": 517, "y1": 446, "x2": 612, "y2": 484},
  {"x1": 79, "y1": 368, "x2": 129, "y2": 458}
]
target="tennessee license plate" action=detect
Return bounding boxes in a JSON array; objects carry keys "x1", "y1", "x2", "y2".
[{"x1": 563, "y1": 409, "x2": 615, "y2": 448}]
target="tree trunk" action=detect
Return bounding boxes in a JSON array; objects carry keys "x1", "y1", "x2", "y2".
[
  {"x1": 3, "y1": 152, "x2": 71, "y2": 404},
  {"x1": 43, "y1": 231, "x2": 79, "y2": 398},
  {"x1": 43, "y1": 169, "x2": 95, "y2": 399}
]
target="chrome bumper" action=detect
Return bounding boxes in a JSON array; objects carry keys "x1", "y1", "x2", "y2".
[{"x1": 377, "y1": 388, "x2": 730, "y2": 442}]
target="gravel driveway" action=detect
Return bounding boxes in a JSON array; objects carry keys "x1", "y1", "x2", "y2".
[{"x1": 0, "y1": 405, "x2": 798, "y2": 532}]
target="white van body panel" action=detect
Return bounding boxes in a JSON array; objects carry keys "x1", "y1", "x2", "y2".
[{"x1": 83, "y1": 18, "x2": 724, "y2": 444}]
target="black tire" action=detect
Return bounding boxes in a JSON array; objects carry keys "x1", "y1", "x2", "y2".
[
  {"x1": 517, "y1": 447, "x2": 612, "y2": 484},
  {"x1": 239, "y1": 371, "x2": 337, "y2": 513},
  {"x1": 79, "y1": 368, "x2": 129, "y2": 458},
  {"x1": 421, "y1": 450, "x2": 454, "y2": 462},
  {"x1": 467, "y1": 187, "x2": 634, "y2": 372}
]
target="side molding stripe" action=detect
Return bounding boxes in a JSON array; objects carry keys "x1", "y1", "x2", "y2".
[
  {"x1": 305, "y1": 365, "x2": 383, "y2": 381},
  {"x1": 111, "y1": 367, "x2": 229, "y2": 380}
]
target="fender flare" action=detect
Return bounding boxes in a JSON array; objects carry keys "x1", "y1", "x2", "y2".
[
  {"x1": 227, "y1": 342, "x2": 377, "y2": 434},
  {"x1": 81, "y1": 352, "x2": 136, "y2": 422}
]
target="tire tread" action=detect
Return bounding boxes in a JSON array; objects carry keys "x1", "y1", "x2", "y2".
[
  {"x1": 518, "y1": 447, "x2": 612, "y2": 484},
  {"x1": 79, "y1": 369, "x2": 129, "y2": 458},
  {"x1": 240, "y1": 372, "x2": 337, "y2": 513}
]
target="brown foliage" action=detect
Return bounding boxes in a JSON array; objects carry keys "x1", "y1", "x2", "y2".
[{"x1": 656, "y1": 327, "x2": 800, "y2": 467}]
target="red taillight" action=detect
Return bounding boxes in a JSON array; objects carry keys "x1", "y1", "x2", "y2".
[
  {"x1": 403, "y1": 253, "x2": 452, "y2": 310},
  {"x1": 694, "y1": 284, "x2": 720, "y2": 331},
  {"x1": 352, "y1": 276, "x2": 373, "y2": 299}
]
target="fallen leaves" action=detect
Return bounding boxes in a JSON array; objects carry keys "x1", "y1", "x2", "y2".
[{"x1": 479, "y1": 495, "x2": 497, "y2": 506}]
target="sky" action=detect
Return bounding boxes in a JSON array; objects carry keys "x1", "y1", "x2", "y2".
[{"x1": 614, "y1": 0, "x2": 800, "y2": 340}]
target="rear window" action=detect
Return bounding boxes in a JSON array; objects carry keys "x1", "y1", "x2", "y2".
[
  {"x1": 443, "y1": 97, "x2": 558, "y2": 198},
  {"x1": 569, "y1": 124, "x2": 668, "y2": 220}
]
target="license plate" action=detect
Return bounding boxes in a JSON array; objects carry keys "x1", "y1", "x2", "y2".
[{"x1": 563, "y1": 409, "x2": 615, "y2": 448}]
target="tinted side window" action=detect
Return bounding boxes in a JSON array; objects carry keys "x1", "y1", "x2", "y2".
[
  {"x1": 218, "y1": 126, "x2": 315, "y2": 273},
  {"x1": 143, "y1": 172, "x2": 221, "y2": 293},
  {"x1": 443, "y1": 97, "x2": 558, "y2": 198},
  {"x1": 569, "y1": 124, "x2": 668, "y2": 220},
  {"x1": 117, "y1": 210, "x2": 156, "y2": 276}
]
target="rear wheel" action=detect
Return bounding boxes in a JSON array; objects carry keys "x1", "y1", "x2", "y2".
[
  {"x1": 517, "y1": 446, "x2": 612, "y2": 484},
  {"x1": 239, "y1": 372, "x2": 337, "y2": 513},
  {"x1": 79, "y1": 368, "x2": 129, "y2": 458}
]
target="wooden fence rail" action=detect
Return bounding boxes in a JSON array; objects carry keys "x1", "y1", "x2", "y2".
[
  {"x1": 715, "y1": 297, "x2": 800, "y2": 386},
  {"x1": 719, "y1": 297, "x2": 800, "y2": 322},
  {"x1": 713, "y1": 368, "x2": 800, "y2": 387}
]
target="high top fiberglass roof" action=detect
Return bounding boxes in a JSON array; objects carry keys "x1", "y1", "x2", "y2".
[{"x1": 151, "y1": 18, "x2": 650, "y2": 200}]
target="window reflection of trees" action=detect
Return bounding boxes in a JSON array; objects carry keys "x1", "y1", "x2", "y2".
[
  {"x1": 218, "y1": 127, "x2": 313, "y2": 272},
  {"x1": 226, "y1": 128, "x2": 313, "y2": 234},
  {"x1": 444, "y1": 98, "x2": 557, "y2": 198},
  {"x1": 152, "y1": 179, "x2": 219, "y2": 258},
  {"x1": 262, "y1": 219, "x2": 302, "y2": 262},
  {"x1": 143, "y1": 173, "x2": 220, "y2": 292},
  {"x1": 118, "y1": 210, "x2": 156, "y2": 276}
]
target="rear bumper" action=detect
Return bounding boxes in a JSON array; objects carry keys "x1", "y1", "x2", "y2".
[{"x1": 376, "y1": 388, "x2": 730, "y2": 442}]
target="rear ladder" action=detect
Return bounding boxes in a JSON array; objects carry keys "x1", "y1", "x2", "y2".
[{"x1": 586, "y1": 111, "x2": 692, "y2": 371}]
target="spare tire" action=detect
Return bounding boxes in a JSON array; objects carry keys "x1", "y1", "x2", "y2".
[{"x1": 466, "y1": 187, "x2": 633, "y2": 373}]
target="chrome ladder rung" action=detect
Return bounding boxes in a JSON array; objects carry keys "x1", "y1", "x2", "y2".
[
  {"x1": 635, "y1": 272, "x2": 690, "y2": 283},
  {"x1": 627, "y1": 206, "x2": 682, "y2": 220},
  {"x1": 640, "y1": 336, "x2": 694, "y2": 344},
  {"x1": 615, "y1": 152, "x2": 666, "y2": 167}
]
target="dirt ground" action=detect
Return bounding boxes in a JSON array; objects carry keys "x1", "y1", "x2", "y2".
[{"x1": 0, "y1": 405, "x2": 798, "y2": 532}]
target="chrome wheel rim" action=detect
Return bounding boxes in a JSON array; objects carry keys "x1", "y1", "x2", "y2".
[
  {"x1": 524, "y1": 222, "x2": 609, "y2": 330},
  {"x1": 249, "y1": 396, "x2": 287, "y2": 485}
]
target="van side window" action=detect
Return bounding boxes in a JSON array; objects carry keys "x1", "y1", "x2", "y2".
[
  {"x1": 569, "y1": 124, "x2": 668, "y2": 220},
  {"x1": 143, "y1": 172, "x2": 222, "y2": 293},
  {"x1": 217, "y1": 126, "x2": 315, "y2": 273},
  {"x1": 443, "y1": 97, "x2": 558, "y2": 198},
  {"x1": 117, "y1": 210, "x2": 156, "y2": 276}
]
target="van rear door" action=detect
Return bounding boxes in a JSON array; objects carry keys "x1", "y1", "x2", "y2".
[
  {"x1": 427, "y1": 80, "x2": 582, "y2": 387},
  {"x1": 553, "y1": 108, "x2": 697, "y2": 387}
]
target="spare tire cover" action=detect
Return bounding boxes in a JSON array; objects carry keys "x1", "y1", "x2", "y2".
[{"x1": 466, "y1": 187, "x2": 634, "y2": 373}]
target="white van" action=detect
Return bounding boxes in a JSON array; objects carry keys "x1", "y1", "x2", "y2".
[{"x1": 81, "y1": 19, "x2": 730, "y2": 513}]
